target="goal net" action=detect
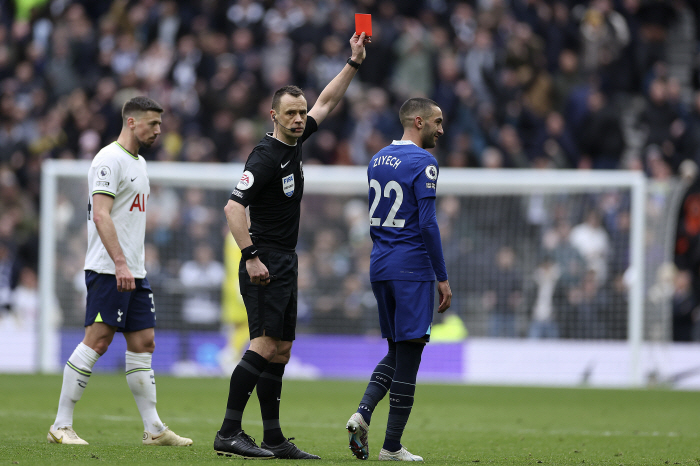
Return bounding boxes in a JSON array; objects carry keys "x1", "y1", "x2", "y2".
[{"x1": 33, "y1": 160, "x2": 683, "y2": 386}]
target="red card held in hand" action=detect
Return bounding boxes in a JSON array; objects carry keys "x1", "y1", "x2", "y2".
[{"x1": 355, "y1": 13, "x2": 372, "y2": 37}]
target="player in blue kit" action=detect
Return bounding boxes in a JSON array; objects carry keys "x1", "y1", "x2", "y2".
[{"x1": 346, "y1": 98, "x2": 452, "y2": 461}]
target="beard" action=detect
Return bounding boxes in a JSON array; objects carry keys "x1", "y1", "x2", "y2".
[
  {"x1": 422, "y1": 132, "x2": 437, "y2": 149},
  {"x1": 137, "y1": 135, "x2": 156, "y2": 148}
]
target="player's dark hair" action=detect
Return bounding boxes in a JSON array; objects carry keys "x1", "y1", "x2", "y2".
[
  {"x1": 399, "y1": 98, "x2": 439, "y2": 127},
  {"x1": 271, "y1": 85, "x2": 305, "y2": 111},
  {"x1": 122, "y1": 96, "x2": 163, "y2": 122}
]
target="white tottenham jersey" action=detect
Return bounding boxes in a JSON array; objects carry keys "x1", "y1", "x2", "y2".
[{"x1": 84, "y1": 142, "x2": 150, "y2": 278}]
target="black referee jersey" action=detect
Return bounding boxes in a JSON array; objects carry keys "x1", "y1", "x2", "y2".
[{"x1": 230, "y1": 116, "x2": 318, "y2": 253}]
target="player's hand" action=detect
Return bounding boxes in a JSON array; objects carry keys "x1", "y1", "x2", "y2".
[
  {"x1": 247, "y1": 256, "x2": 271, "y2": 286},
  {"x1": 115, "y1": 262, "x2": 135, "y2": 292},
  {"x1": 437, "y1": 280, "x2": 452, "y2": 313},
  {"x1": 350, "y1": 32, "x2": 368, "y2": 62}
]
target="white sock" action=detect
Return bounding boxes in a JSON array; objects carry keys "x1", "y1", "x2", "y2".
[
  {"x1": 54, "y1": 343, "x2": 100, "y2": 428},
  {"x1": 125, "y1": 351, "x2": 165, "y2": 434}
]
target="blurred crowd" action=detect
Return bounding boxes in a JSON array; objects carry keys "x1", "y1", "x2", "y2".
[{"x1": 1, "y1": 0, "x2": 700, "y2": 342}]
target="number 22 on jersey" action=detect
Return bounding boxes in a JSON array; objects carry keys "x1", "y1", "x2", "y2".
[{"x1": 369, "y1": 179, "x2": 405, "y2": 228}]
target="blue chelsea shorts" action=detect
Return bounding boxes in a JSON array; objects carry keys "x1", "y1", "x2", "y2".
[{"x1": 371, "y1": 280, "x2": 434, "y2": 342}]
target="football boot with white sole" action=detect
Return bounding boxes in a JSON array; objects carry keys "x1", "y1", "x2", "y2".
[
  {"x1": 143, "y1": 427, "x2": 193, "y2": 446},
  {"x1": 47, "y1": 425, "x2": 88, "y2": 445},
  {"x1": 378, "y1": 446, "x2": 423, "y2": 461},
  {"x1": 346, "y1": 412, "x2": 370, "y2": 460}
]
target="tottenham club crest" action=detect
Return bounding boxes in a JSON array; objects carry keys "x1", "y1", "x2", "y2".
[
  {"x1": 425, "y1": 165, "x2": 438, "y2": 181},
  {"x1": 282, "y1": 174, "x2": 294, "y2": 197}
]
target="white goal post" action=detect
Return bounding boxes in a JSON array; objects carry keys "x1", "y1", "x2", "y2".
[{"x1": 39, "y1": 160, "x2": 649, "y2": 385}]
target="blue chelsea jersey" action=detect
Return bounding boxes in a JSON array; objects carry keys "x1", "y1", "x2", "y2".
[{"x1": 368, "y1": 140, "x2": 439, "y2": 282}]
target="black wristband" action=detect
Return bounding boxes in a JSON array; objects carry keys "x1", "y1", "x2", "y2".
[
  {"x1": 347, "y1": 57, "x2": 361, "y2": 69},
  {"x1": 241, "y1": 245, "x2": 259, "y2": 261}
]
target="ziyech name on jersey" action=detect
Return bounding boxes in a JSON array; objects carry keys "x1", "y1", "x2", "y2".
[{"x1": 372, "y1": 155, "x2": 402, "y2": 169}]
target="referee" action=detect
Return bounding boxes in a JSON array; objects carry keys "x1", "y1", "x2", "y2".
[{"x1": 214, "y1": 32, "x2": 370, "y2": 460}]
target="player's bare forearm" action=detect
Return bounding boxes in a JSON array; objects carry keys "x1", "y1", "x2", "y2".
[
  {"x1": 437, "y1": 280, "x2": 452, "y2": 313},
  {"x1": 309, "y1": 32, "x2": 368, "y2": 125},
  {"x1": 92, "y1": 193, "x2": 135, "y2": 291},
  {"x1": 224, "y1": 199, "x2": 270, "y2": 285},
  {"x1": 224, "y1": 199, "x2": 253, "y2": 250}
]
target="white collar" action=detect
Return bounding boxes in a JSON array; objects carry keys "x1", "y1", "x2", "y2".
[{"x1": 391, "y1": 140, "x2": 417, "y2": 146}]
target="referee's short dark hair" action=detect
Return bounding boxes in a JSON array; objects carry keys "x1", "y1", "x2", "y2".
[
  {"x1": 122, "y1": 96, "x2": 163, "y2": 122},
  {"x1": 272, "y1": 85, "x2": 305, "y2": 111},
  {"x1": 399, "y1": 98, "x2": 439, "y2": 127}
]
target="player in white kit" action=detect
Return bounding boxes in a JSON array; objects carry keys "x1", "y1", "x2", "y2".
[{"x1": 48, "y1": 97, "x2": 192, "y2": 447}]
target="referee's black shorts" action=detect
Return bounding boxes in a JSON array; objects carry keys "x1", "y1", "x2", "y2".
[{"x1": 239, "y1": 249, "x2": 297, "y2": 341}]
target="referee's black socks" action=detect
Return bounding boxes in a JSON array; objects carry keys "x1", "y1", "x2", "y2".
[
  {"x1": 220, "y1": 350, "x2": 269, "y2": 437},
  {"x1": 257, "y1": 362, "x2": 286, "y2": 445}
]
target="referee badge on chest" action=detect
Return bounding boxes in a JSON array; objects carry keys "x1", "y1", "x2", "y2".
[{"x1": 282, "y1": 174, "x2": 294, "y2": 197}]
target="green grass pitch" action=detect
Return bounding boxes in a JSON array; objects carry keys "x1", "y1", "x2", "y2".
[{"x1": 1, "y1": 373, "x2": 699, "y2": 465}]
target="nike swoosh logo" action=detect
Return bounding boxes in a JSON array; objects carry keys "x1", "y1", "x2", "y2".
[
  {"x1": 49, "y1": 431, "x2": 62, "y2": 443},
  {"x1": 281, "y1": 161, "x2": 290, "y2": 169},
  {"x1": 131, "y1": 177, "x2": 137, "y2": 181}
]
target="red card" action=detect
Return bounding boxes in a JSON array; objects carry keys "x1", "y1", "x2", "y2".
[{"x1": 355, "y1": 13, "x2": 372, "y2": 37}]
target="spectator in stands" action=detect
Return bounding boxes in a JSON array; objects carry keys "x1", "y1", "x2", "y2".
[
  {"x1": 485, "y1": 246, "x2": 523, "y2": 338},
  {"x1": 308, "y1": 227, "x2": 351, "y2": 334},
  {"x1": 9, "y1": 265, "x2": 38, "y2": 330},
  {"x1": 570, "y1": 209, "x2": 611, "y2": 284},
  {"x1": 348, "y1": 87, "x2": 397, "y2": 165},
  {"x1": 433, "y1": 51, "x2": 462, "y2": 144},
  {"x1": 453, "y1": 79, "x2": 488, "y2": 160},
  {"x1": 391, "y1": 19, "x2": 436, "y2": 99},
  {"x1": 179, "y1": 243, "x2": 225, "y2": 329},
  {"x1": 497, "y1": 124, "x2": 530, "y2": 168},
  {"x1": 677, "y1": 91, "x2": 700, "y2": 166},
  {"x1": 339, "y1": 273, "x2": 377, "y2": 335},
  {"x1": 551, "y1": 49, "x2": 585, "y2": 114},
  {"x1": 532, "y1": 110, "x2": 579, "y2": 168},
  {"x1": 464, "y1": 27, "x2": 496, "y2": 104},
  {"x1": 178, "y1": 187, "x2": 220, "y2": 259},
  {"x1": 577, "y1": 90, "x2": 626, "y2": 169},
  {"x1": 672, "y1": 268, "x2": 698, "y2": 342},
  {"x1": 539, "y1": 1, "x2": 580, "y2": 74},
  {"x1": 566, "y1": 269, "x2": 610, "y2": 339},
  {"x1": 544, "y1": 219, "x2": 587, "y2": 290},
  {"x1": 528, "y1": 254, "x2": 562, "y2": 339},
  {"x1": 307, "y1": 35, "x2": 347, "y2": 91},
  {"x1": 579, "y1": 0, "x2": 630, "y2": 75},
  {"x1": 638, "y1": 77, "x2": 684, "y2": 171},
  {"x1": 0, "y1": 240, "x2": 16, "y2": 314}
]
